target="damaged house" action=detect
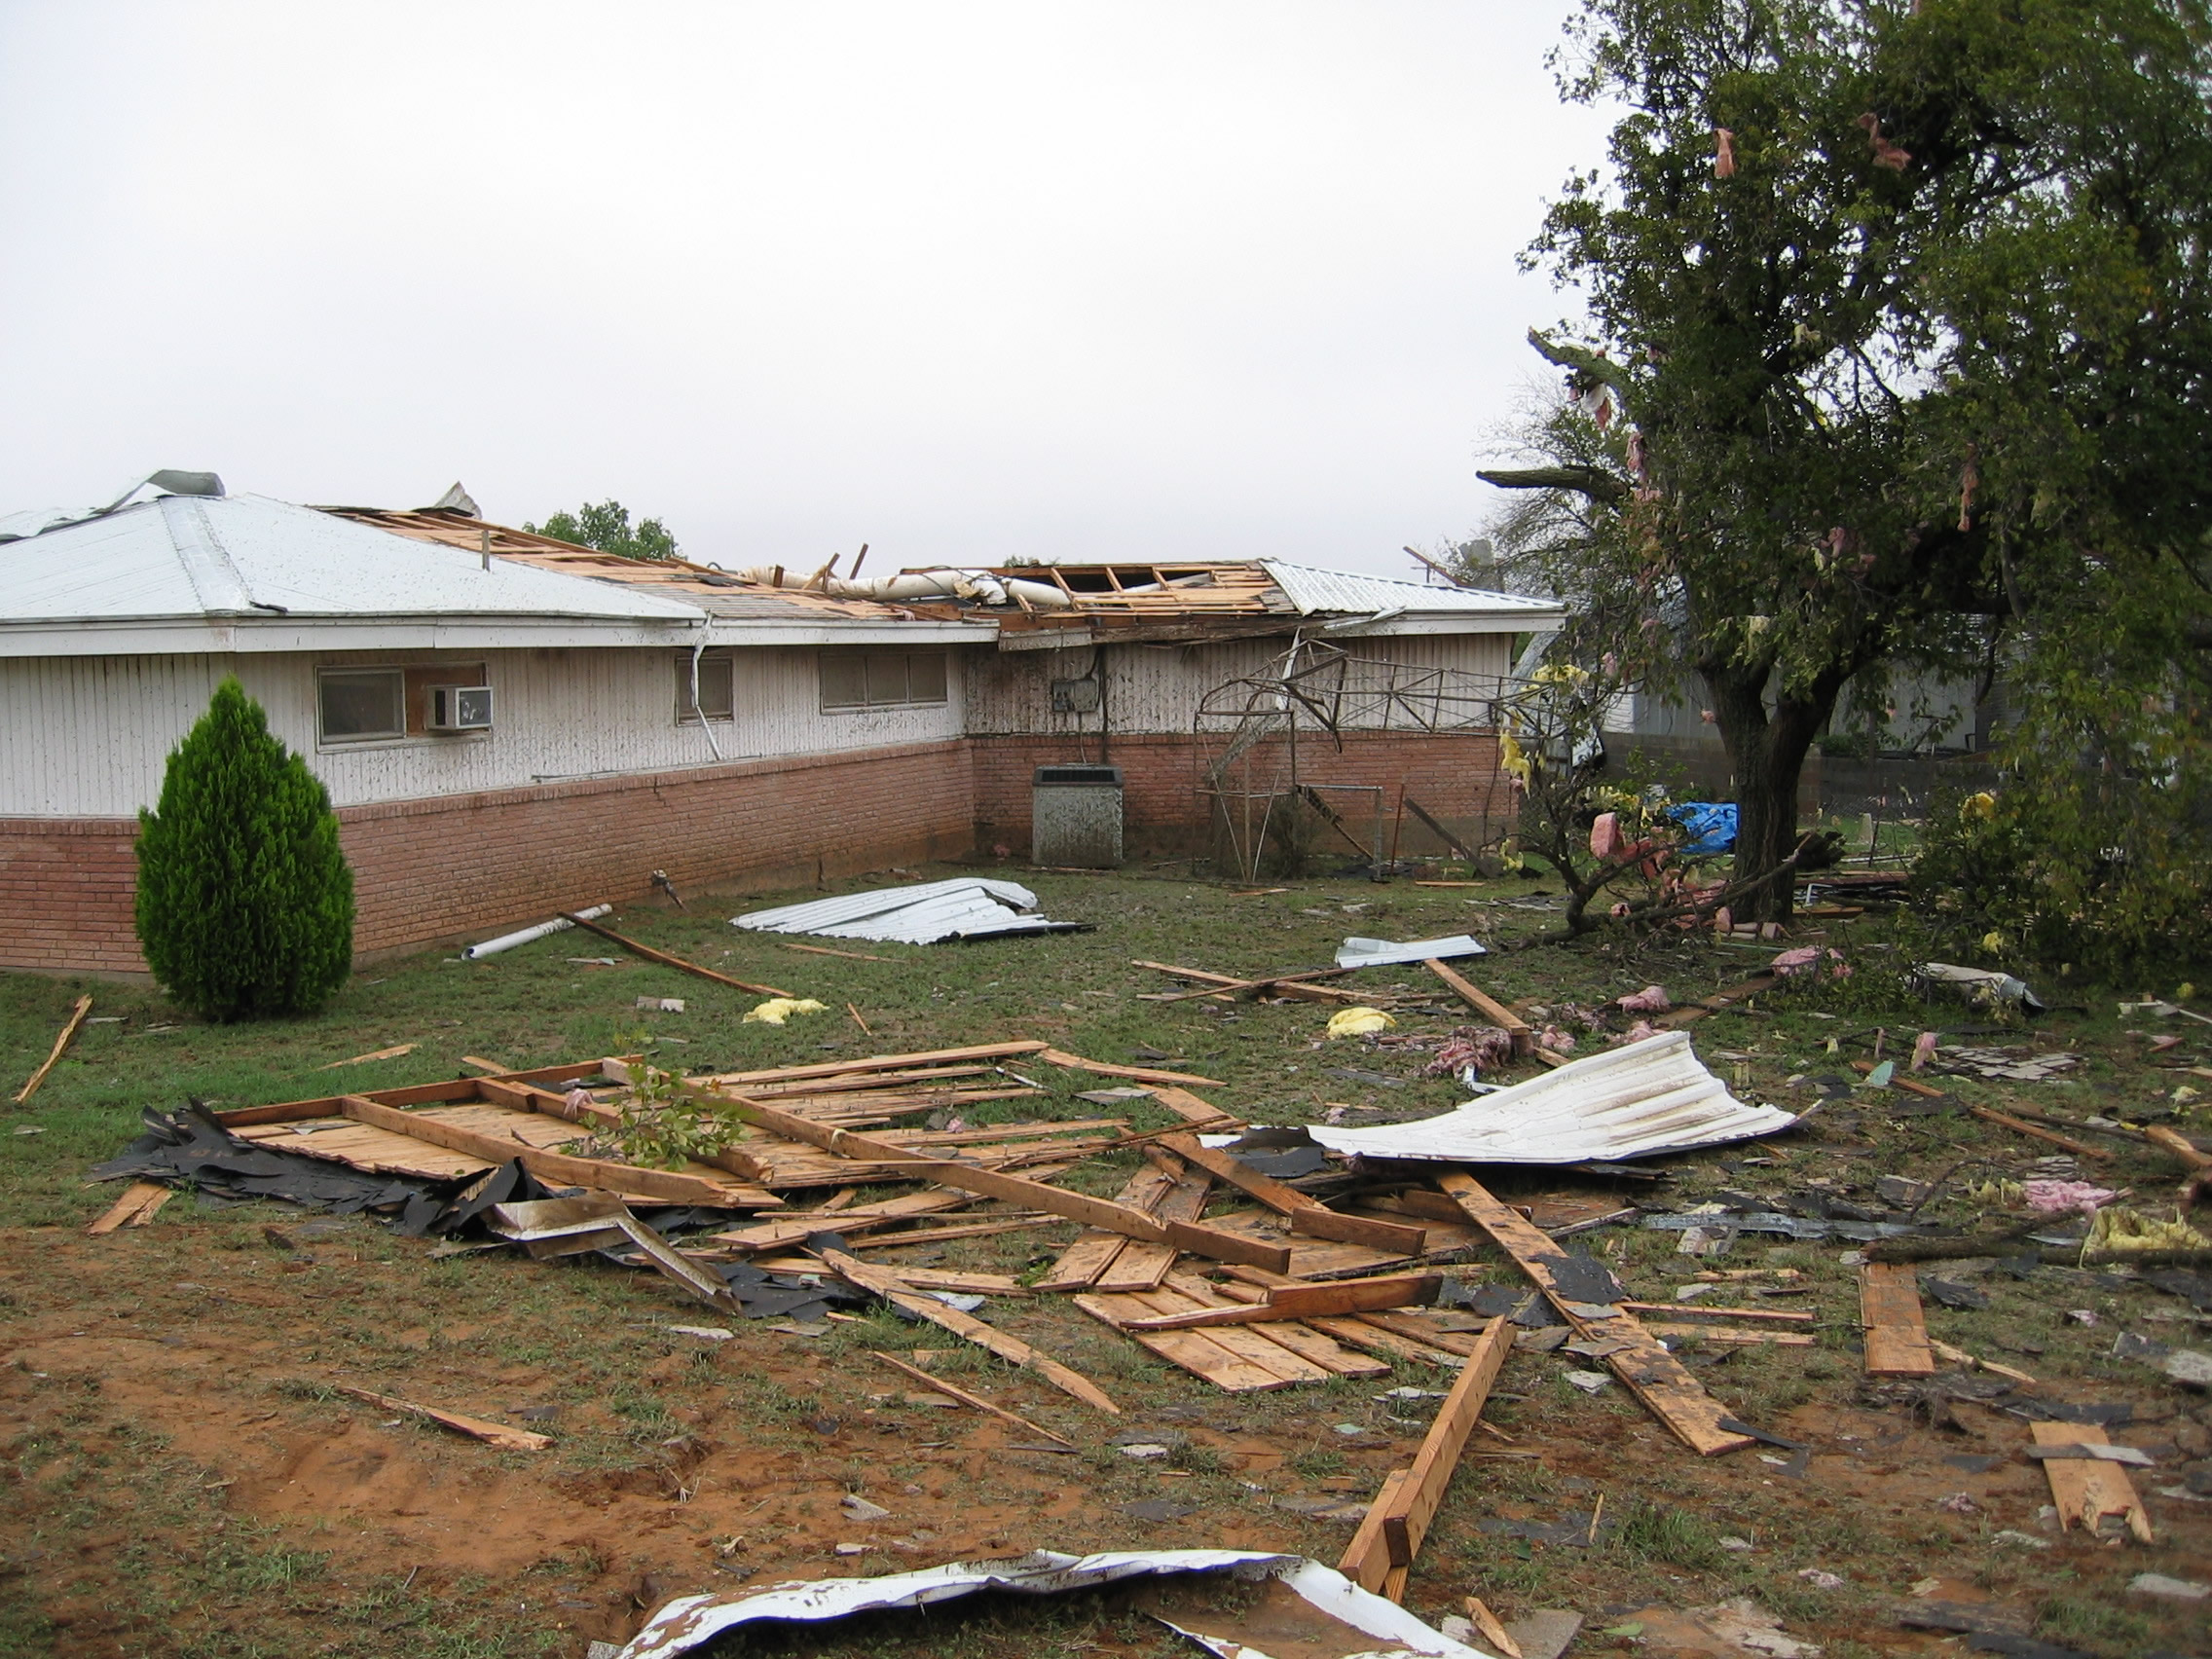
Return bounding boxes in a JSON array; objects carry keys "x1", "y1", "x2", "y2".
[{"x1": 0, "y1": 476, "x2": 1559, "y2": 976}]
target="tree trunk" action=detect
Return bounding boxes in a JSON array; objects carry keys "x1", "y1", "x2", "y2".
[{"x1": 1706, "y1": 665, "x2": 1841, "y2": 923}]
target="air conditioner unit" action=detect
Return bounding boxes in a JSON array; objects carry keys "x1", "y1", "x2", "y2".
[{"x1": 426, "y1": 684, "x2": 494, "y2": 732}]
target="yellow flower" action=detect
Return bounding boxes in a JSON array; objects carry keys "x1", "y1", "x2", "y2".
[{"x1": 1961, "y1": 792, "x2": 1997, "y2": 822}]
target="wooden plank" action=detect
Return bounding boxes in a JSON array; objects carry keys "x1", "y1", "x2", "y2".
[
  {"x1": 2033, "y1": 1421, "x2": 2153, "y2": 1543},
  {"x1": 821, "y1": 1249, "x2": 1120, "y2": 1415},
  {"x1": 1036, "y1": 1166, "x2": 1175, "y2": 1292},
  {"x1": 1157, "y1": 1129, "x2": 1426, "y2": 1253},
  {"x1": 1096, "y1": 1169, "x2": 1213, "y2": 1292},
  {"x1": 214, "y1": 1058, "x2": 617, "y2": 1127},
  {"x1": 1305, "y1": 1315, "x2": 1469, "y2": 1369},
  {"x1": 711, "y1": 1190, "x2": 971, "y2": 1251},
  {"x1": 694, "y1": 1041, "x2": 1053, "y2": 1088},
  {"x1": 1070, "y1": 1292, "x2": 1296, "y2": 1392},
  {"x1": 1036, "y1": 1048, "x2": 1225, "y2": 1087},
  {"x1": 1969, "y1": 1103, "x2": 2110, "y2": 1161},
  {"x1": 1860, "y1": 1263, "x2": 1937, "y2": 1377},
  {"x1": 14, "y1": 993, "x2": 92, "y2": 1104},
  {"x1": 1644, "y1": 1324, "x2": 1817, "y2": 1347},
  {"x1": 315, "y1": 1042, "x2": 419, "y2": 1069},
  {"x1": 1437, "y1": 1173, "x2": 1753, "y2": 1456},
  {"x1": 1376, "y1": 1315, "x2": 1514, "y2": 1580},
  {"x1": 704, "y1": 1088, "x2": 1289, "y2": 1272},
  {"x1": 335, "y1": 1386, "x2": 551, "y2": 1452},
  {"x1": 88, "y1": 1180, "x2": 170, "y2": 1235},
  {"x1": 336, "y1": 1095, "x2": 754, "y2": 1206},
  {"x1": 1119, "y1": 1287, "x2": 1333, "y2": 1386},
  {"x1": 1353, "y1": 1310, "x2": 1494, "y2": 1359},
  {"x1": 1124, "y1": 1273, "x2": 1443, "y2": 1330},
  {"x1": 1422, "y1": 960, "x2": 1530, "y2": 1051},
  {"x1": 1143, "y1": 1085, "x2": 1247, "y2": 1131},
  {"x1": 866, "y1": 1350, "x2": 1071, "y2": 1449},
  {"x1": 1338, "y1": 1467, "x2": 1412, "y2": 1594},
  {"x1": 1161, "y1": 1274, "x2": 1389, "y2": 1379},
  {"x1": 1657, "y1": 973, "x2": 1777, "y2": 1027},
  {"x1": 559, "y1": 911, "x2": 793, "y2": 997},
  {"x1": 1401, "y1": 794, "x2": 1480, "y2": 863}
]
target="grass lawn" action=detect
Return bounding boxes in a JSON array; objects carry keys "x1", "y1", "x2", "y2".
[{"x1": 0, "y1": 862, "x2": 2205, "y2": 1658}]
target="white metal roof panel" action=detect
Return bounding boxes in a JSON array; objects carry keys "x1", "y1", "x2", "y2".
[
  {"x1": 731, "y1": 878, "x2": 1084, "y2": 943},
  {"x1": 1259, "y1": 561, "x2": 1565, "y2": 620},
  {"x1": 1306, "y1": 1031, "x2": 1795, "y2": 1163},
  {"x1": 4, "y1": 495, "x2": 708, "y2": 627}
]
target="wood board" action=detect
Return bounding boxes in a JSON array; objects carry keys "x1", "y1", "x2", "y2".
[
  {"x1": 1860, "y1": 1263, "x2": 1937, "y2": 1377},
  {"x1": 2032, "y1": 1420, "x2": 2153, "y2": 1543}
]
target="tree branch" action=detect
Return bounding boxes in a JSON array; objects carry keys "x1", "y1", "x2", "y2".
[{"x1": 1476, "y1": 465, "x2": 1632, "y2": 505}]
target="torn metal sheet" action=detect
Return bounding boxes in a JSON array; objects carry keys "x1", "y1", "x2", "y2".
[
  {"x1": 1335, "y1": 935, "x2": 1487, "y2": 970},
  {"x1": 732, "y1": 878, "x2": 1088, "y2": 944},
  {"x1": 1307, "y1": 1032, "x2": 1795, "y2": 1165},
  {"x1": 614, "y1": 1549, "x2": 1492, "y2": 1659}
]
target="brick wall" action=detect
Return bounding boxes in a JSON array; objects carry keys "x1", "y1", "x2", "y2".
[
  {"x1": 0, "y1": 740, "x2": 976, "y2": 977},
  {"x1": 970, "y1": 730, "x2": 1508, "y2": 858}
]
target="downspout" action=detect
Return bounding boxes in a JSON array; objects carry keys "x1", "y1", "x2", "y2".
[{"x1": 690, "y1": 638, "x2": 725, "y2": 763}]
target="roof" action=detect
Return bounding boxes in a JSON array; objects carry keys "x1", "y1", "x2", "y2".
[
  {"x1": 0, "y1": 493, "x2": 709, "y2": 657},
  {"x1": 1260, "y1": 561, "x2": 1563, "y2": 621},
  {"x1": 327, "y1": 507, "x2": 996, "y2": 645}
]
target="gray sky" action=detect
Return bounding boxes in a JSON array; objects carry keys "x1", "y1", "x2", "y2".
[{"x1": 0, "y1": 3, "x2": 1607, "y2": 577}]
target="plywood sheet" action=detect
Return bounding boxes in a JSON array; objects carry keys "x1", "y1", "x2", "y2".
[{"x1": 1861, "y1": 1263, "x2": 1937, "y2": 1377}]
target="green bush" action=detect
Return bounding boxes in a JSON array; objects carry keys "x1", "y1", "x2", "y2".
[{"x1": 134, "y1": 678, "x2": 354, "y2": 1020}]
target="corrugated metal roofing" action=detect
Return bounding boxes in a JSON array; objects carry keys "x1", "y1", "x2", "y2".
[
  {"x1": 4, "y1": 495, "x2": 707, "y2": 626},
  {"x1": 731, "y1": 878, "x2": 1086, "y2": 943},
  {"x1": 1305, "y1": 1031, "x2": 1795, "y2": 1163},
  {"x1": 1258, "y1": 561, "x2": 1564, "y2": 619}
]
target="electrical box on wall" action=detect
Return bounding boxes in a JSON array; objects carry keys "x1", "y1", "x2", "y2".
[
  {"x1": 426, "y1": 684, "x2": 494, "y2": 732},
  {"x1": 1050, "y1": 677, "x2": 1101, "y2": 714}
]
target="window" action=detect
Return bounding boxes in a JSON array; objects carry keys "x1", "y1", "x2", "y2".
[
  {"x1": 676, "y1": 650, "x2": 735, "y2": 722},
  {"x1": 319, "y1": 669, "x2": 405, "y2": 742},
  {"x1": 820, "y1": 650, "x2": 949, "y2": 713}
]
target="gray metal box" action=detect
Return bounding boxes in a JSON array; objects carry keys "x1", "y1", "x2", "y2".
[{"x1": 1031, "y1": 764, "x2": 1124, "y2": 867}]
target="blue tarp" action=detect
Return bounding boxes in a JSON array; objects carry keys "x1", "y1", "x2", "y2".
[{"x1": 1672, "y1": 800, "x2": 1739, "y2": 855}]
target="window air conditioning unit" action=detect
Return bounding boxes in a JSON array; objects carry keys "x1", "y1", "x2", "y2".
[{"x1": 426, "y1": 684, "x2": 494, "y2": 732}]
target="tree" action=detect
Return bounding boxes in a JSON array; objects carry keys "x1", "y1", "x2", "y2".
[
  {"x1": 1482, "y1": 0, "x2": 2212, "y2": 921},
  {"x1": 135, "y1": 680, "x2": 355, "y2": 1020},
  {"x1": 525, "y1": 500, "x2": 680, "y2": 562}
]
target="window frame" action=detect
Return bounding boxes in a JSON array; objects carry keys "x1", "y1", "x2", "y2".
[
  {"x1": 819, "y1": 649, "x2": 951, "y2": 714},
  {"x1": 676, "y1": 649, "x2": 737, "y2": 724},
  {"x1": 316, "y1": 667, "x2": 407, "y2": 745}
]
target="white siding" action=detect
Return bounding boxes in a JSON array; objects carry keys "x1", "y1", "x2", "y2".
[
  {"x1": 963, "y1": 634, "x2": 1513, "y2": 738},
  {"x1": 0, "y1": 645, "x2": 968, "y2": 818}
]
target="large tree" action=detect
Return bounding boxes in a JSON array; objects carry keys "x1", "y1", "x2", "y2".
[
  {"x1": 1482, "y1": 0, "x2": 2212, "y2": 920},
  {"x1": 526, "y1": 499, "x2": 680, "y2": 562}
]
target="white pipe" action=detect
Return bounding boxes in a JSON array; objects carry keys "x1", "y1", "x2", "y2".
[
  {"x1": 722, "y1": 567, "x2": 1076, "y2": 608},
  {"x1": 689, "y1": 640, "x2": 725, "y2": 762},
  {"x1": 462, "y1": 903, "x2": 612, "y2": 961}
]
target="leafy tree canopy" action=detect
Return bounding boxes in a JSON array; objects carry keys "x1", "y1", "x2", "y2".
[
  {"x1": 526, "y1": 499, "x2": 680, "y2": 562},
  {"x1": 1482, "y1": 0, "x2": 2212, "y2": 927}
]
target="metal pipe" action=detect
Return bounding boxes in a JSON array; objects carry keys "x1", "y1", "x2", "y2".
[
  {"x1": 462, "y1": 903, "x2": 612, "y2": 961},
  {"x1": 689, "y1": 640, "x2": 725, "y2": 763}
]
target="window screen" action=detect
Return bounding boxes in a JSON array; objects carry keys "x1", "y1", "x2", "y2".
[
  {"x1": 319, "y1": 670, "x2": 405, "y2": 742},
  {"x1": 676, "y1": 651, "x2": 735, "y2": 721},
  {"x1": 821, "y1": 651, "x2": 949, "y2": 713}
]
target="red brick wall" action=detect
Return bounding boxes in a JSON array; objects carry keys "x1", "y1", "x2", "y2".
[
  {"x1": 970, "y1": 730, "x2": 1509, "y2": 856},
  {"x1": 0, "y1": 817, "x2": 144, "y2": 975},
  {"x1": 0, "y1": 740, "x2": 977, "y2": 977}
]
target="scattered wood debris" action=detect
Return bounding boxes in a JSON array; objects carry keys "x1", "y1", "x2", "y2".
[
  {"x1": 15, "y1": 993, "x2": 92, "y2": 1104},
  {"x1": 334, "y1": 1385, "x2": 552, "y2": 1451}
]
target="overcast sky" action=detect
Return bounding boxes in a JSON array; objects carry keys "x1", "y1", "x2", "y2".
[{"x1": 0, "y1": 3, "x2": 1609, "y2": 577}]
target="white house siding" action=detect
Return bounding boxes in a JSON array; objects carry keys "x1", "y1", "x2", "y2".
[
  {"x1": 0, "y1": 645, "x2": 968, "y2": 818},
  {"x1": 962, "y1": 632, "x2": 1514, "y2": 739}
]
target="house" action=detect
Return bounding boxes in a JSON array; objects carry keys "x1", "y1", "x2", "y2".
[{"x1": 1, "y1": 476, "x2": 1561, "y2": 977}]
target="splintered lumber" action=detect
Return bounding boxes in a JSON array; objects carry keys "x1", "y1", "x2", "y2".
[
  {"x1": 711, "y1": 1189, "x2": 971, "y2": 1252},
  {"x1": 1644, "y1": 1324, "x2": 1817, "y2": 1347},
  {"x1": 15, "y1": 993, "x2": 92, "y2": 1104},
  {"x1": 821, "y1": 1249, "x2": 1118, "y2": 1414},
  {"x1": 1620, "y1": 1302, "x2": 1816, "y2": 1325},
  {"x1": 1143, "y1": 1085, "x2": 1247, "y2": 1131},
  {"x1": 690, "y1": 1042, "x2": 1053, "y2": 1089},
  {"x1": 1036, "y1": 1048, "x2": 1224, "y2": 1087},
  {"x1": 1095, "y1": 1166, "x2": 1213, "y2": 1292},
  {"x1": 335, "y1": 1095, "x2": 754, "y2": 1206},
  {"x1": 701, "y1": 1088, "x2": 1289, "y2": 1272},
  {"x1": 2145, "y1": 1124, "x2": 2212, "y2": 1204},
  {"x1": 560, "y1": 912, "x2": 793, "y2": 997},
  {"x1": 1071, "y1": 1288, "x2": 1328, "y2": 1391},
  {"x1": 1161, "y1": 1273, "x2": 1389, "y2": 1378},
  {"x1": 88, "y1": 1180, "x2": 171, "y2": 1235},
  {"x1": 867, "y1": 1350, "x2": 1072, "y2": 1448},
  {"x1": 317, "y1": 1043, "x2": 419, "y2": 1069},
  {"x1": 1144, "y1": 967, "x2": 1359, "y2": 1005},
  {"x1": 1437, "y1": 1173, "x2": 1754, "y2": 1456},
  {"x1": 1969, "y1": 1102, "x2": 2109, "y2": 1161},
  {"x1": 1307, "y1": 1316, "x2": 1471, "y2": 1369},
  {"x1": 336, "y1": 1386, "x2": 552, "y2": 1452},
  {"x1": 1337, "y1": 1469, "x2": 1414, "y2": 1602},
  {"x1": 1360, "y1": 1315, "x2": 1514, "y2": 1590},
  {"x1": 1658, "y1": 972, "x2": 1777, "y2": 1026},
  {"x1": 1038, "y1": 1166, "x2": 1177, "y2": 1291},
  {"x1": 1157, "y1": 1128, "x2": 1426, "y2": 1253},
  {"x1": 1860, "y1": 1263, "x2": 1937, "y2": 1377},
  {"x1": 1134, "y1": 960, "x2": 1371, "y2": 1008},
  {"x1": 1124, "y1": 1273, "x2": 1443, "y2": 1331},
  {"x1": 2033, "y1": 1420, "x2": 2153, "y2": 1542},
  {"x1": 1422, "y1": 961, "x2": 1530, "y2": 1053},
  {"x1": 214, "y1": 1058, "x2": 618, "y2": 1126}
]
